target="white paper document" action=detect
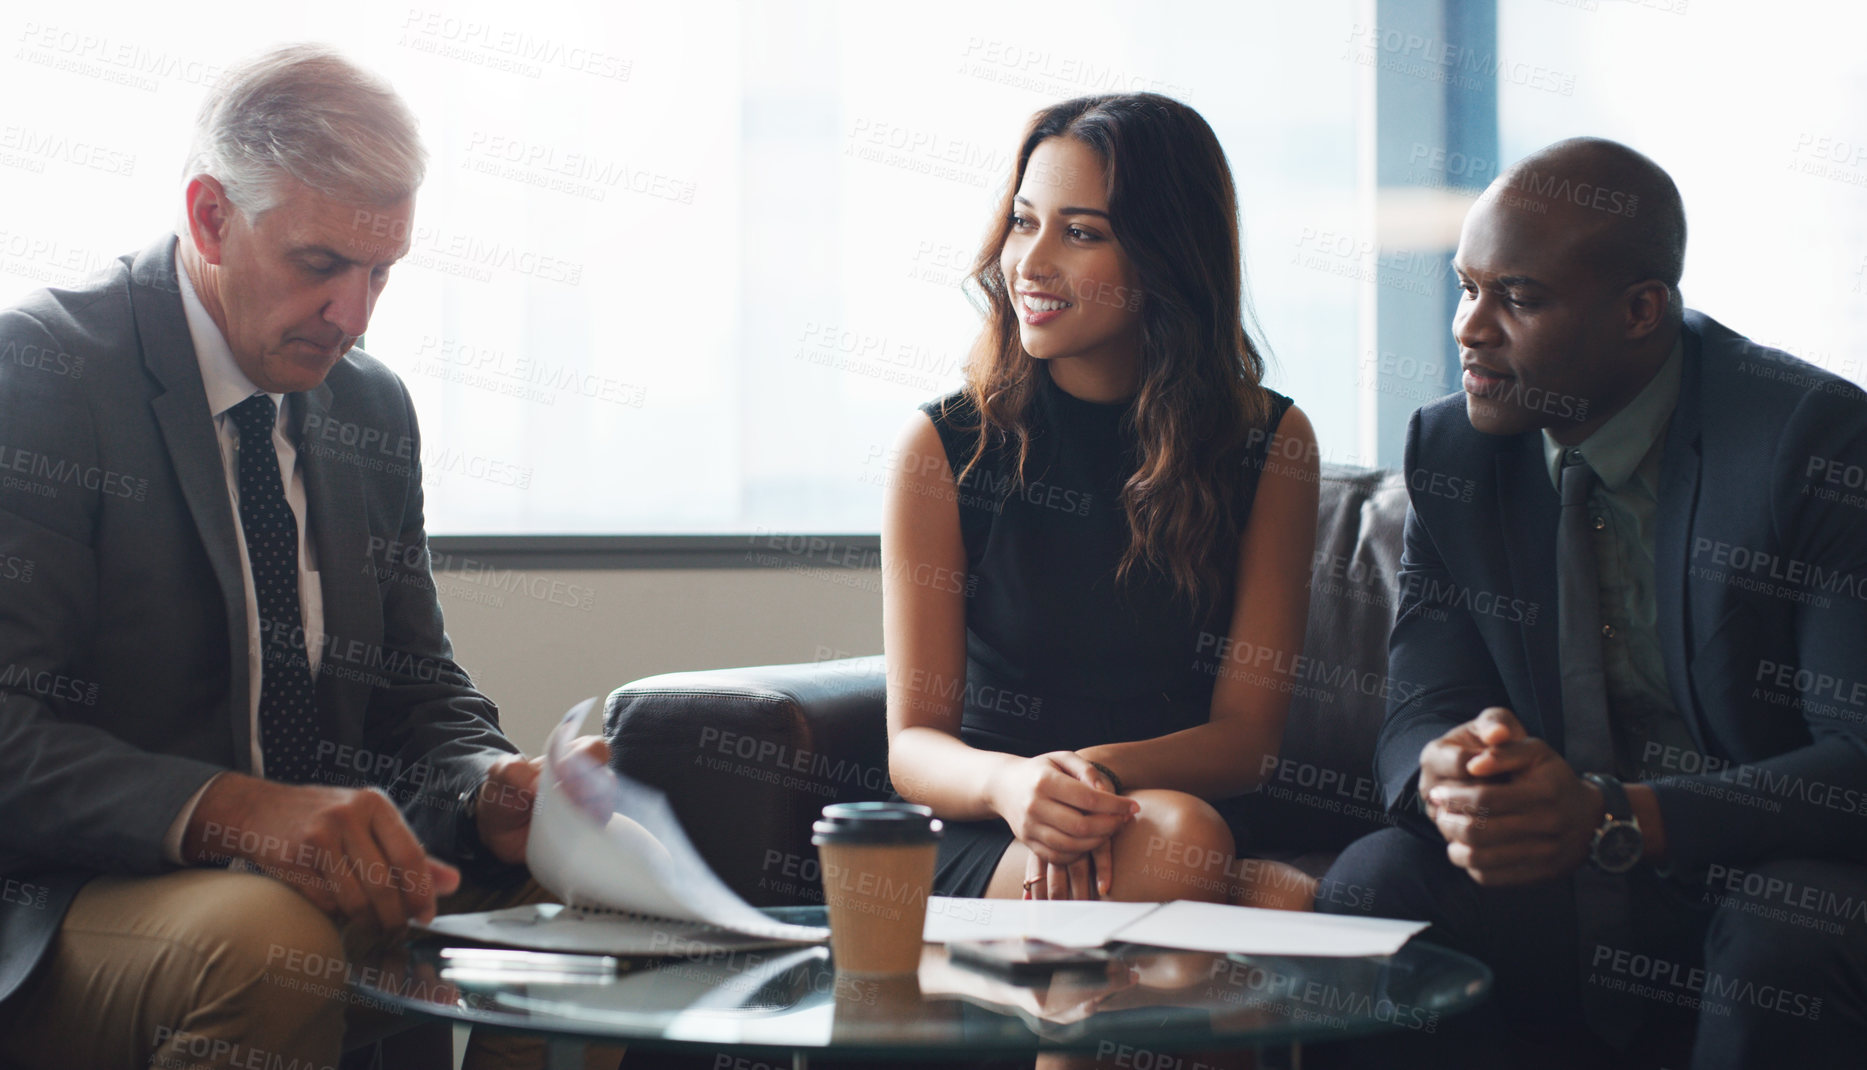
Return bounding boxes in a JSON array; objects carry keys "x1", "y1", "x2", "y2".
[
  {"x1": 422, "y1": 702, "x2": 1421, "y2": 959},
  {"x1": 925, "y1": 896, "x2": 1427, "y2": 958},
  {"x1": 923, "y1": 896, "x2": 1159, "y2": 948},
  {"x1": 418, "y1": 699, "x2": 829, "y2": 954},
  {"x1": 1109, "y1": 900, "x2": 1427, "y2": 957}
]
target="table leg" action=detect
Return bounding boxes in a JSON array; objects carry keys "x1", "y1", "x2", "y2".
[
  {"x1": 547, "y1": 1037, "x2": 587, "y2": 1070},
  {"x1": 792, "y1": 1053, "x2": 809, "y2": 1070}
]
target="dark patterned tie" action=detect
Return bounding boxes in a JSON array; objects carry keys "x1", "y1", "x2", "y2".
[
  {"x1": 230, "y1": 395, "x2": 323, "y2": 784},
  {"x1": 1557, "y1": 450, "x2": 1638, "y2": 1048},
  {"x1": 1558, "y1": 452, "x2": 1614, "y2": 775}
]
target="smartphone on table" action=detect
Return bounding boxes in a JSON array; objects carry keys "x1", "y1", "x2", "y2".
[{"x1": 947, "y1": 938, "x2": 1113, "y2": 980}]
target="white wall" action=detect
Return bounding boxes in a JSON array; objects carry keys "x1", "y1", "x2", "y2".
[{"x1": 432, "y1": 567, "x2": 883, "y2": 752}]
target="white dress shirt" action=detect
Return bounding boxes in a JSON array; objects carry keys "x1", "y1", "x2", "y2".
[{"x1": 162, "y1": 249, "x2": 327, "y2": 862}]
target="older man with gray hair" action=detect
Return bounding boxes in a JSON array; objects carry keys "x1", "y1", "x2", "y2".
[{"x1": 0, "y1": 44, "x2": 611, "y2": 1069}]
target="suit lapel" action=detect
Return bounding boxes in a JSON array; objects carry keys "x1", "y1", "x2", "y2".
[
  {"x1": 130, "y1": 237, "x2": 255, "y2": 773},
  {"x1": 293, "y1": 384, "x2": 380, "y2": 745},
  {"x1": 1496, "y1": 438, "x2": 1564, "y2": 748},
  {"x1": 1656, "y1": 324, "x2": 1707, "y2": 736}
]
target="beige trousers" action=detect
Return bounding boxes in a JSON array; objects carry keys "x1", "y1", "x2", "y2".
[{"x1": 0, "y1": 867, "x2": 623, "y2": 1070}]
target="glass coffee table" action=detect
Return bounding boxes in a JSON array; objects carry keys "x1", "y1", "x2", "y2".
[{"x1": 351, "y1": 907, "x2": 1489, "y2": 1068}]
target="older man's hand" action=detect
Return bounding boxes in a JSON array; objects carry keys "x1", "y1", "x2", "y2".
[
  {"x1": 474, "y1": 735, "x2": 613, "y2": 865},
  {"x1": 185, "y1": 773, "x2": 459, "y2": 930}
]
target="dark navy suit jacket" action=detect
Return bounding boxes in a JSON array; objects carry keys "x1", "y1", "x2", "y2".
[{"x1": 1380, "y1": 310, "x2": 1867, "y2": 874}]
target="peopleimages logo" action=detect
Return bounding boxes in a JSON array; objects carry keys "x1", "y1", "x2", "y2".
[
  {"x1": 0, "y1": 444, "x2": 147, "y2": 501},
  {"x1": 1496, "y1": 166, "x2": 1637, "y2": 216},
  {"x1": 0, "y1": 123, "x2": 136, "y2": 177},
  {"x1": 1590, "y1": 944, "x2": 1823, "y2": 1020},
  {"x1": 1691, "y1": 537, "x2": 1867, "y2": 605},
  {"x1": 398, "y1": 9, "x2": 632, "y2": 81},
  {"x1": 1194, "y1": 631, "x2": 1425, "y2": 705},
  {"x1": 1395, "y1": 572, "x2": 1539, "y2": 625},
  {"x1": 696, "y1": 726, "x2": 892, "y2": 795},
  {"x1": 1342, "y1": 22, "x2": 1576, "y2": 97}
]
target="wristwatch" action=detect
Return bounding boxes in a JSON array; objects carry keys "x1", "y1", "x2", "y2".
[
  {"x1": 1580, "y1": 772, "x2": 1643, "y2": 874},
  {"x1": 453, "y1": 779, "x2": 487, "y2": 866}
]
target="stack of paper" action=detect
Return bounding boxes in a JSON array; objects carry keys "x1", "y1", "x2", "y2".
[
  {"x1": 420, "y1": 701, "x2": 1428, "y2": 960},
  {"x1": 923, "y1": 896, "x2": 1426, "y2": 958},
  {"x1": 418, "y1": 699, "x2": 829, "y2": 954}
]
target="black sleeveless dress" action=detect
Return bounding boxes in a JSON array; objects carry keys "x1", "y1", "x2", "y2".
[{"x1": 916, "y1": 370, "x2": 1294, "y2": 896}]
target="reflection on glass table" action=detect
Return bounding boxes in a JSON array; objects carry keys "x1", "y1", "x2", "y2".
[{"x1": 351, "y1": 906, "x2": 1490, "y2": 1069}]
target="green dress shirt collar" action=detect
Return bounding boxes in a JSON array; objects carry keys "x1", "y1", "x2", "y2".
[{"x1": 1542, "y1": 337, "x2": 1685, "y2": 492}]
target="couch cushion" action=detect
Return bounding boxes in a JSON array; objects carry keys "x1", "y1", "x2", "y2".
[{"x1": 1222, "y1": 464, "x2": 1409, "y2": 862}]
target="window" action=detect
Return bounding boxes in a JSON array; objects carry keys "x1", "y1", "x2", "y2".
[
  {"x1": 3, "y1": 1, "x2": 1858, "y2": 537},
  {"x1": 1495, "y1": 0, "x2": 1867, "y2": 386}
]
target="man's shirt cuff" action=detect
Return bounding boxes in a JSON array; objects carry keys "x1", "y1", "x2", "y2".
[{"x1": 162, "y1": 773, "x2": 223, "y2": 864}]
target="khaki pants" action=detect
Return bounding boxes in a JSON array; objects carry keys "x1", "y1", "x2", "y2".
[{"x1": 0, "y1": 868, "x2": 623, "y2": 1070}]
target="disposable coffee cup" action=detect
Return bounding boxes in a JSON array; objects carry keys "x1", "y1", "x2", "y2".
[
  {"x1": 829, "y1": 971, "x2": 934, "y2": 1042},
  {"x1": 812, "y1": 802, "x2": 943, "y2": 975}
]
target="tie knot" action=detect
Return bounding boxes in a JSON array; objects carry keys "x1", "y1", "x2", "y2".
[
  {"x1": 1560, "y1": 452, "x2": 1597, "y2": 505},
  {"x1": 230, "y1": 394, "x2": 278, "y2": 446}
]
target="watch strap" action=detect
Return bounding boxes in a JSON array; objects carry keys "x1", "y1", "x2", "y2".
[
  {"x1": 1581, "y1": 772, "x2": 1642, "y2": 874},
  {"x1": 1581, "y1": 772, "x2": 1631, "y2": 823},
  {"x1": 453, "y1": 779, "x2": 486, "y2": 865}
]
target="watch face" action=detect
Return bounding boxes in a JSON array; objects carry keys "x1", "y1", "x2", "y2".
[{"x1": 1594, "y1": 822, "x2": 1643, "y2": 874}]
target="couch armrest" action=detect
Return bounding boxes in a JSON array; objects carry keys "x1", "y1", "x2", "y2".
[{"x1": 603, "y1": 656, "x2": 889, "y2": 906}]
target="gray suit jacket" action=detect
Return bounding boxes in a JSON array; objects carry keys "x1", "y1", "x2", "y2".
[{"x1": 0, "y1": 236, "x2": 523, "y2": 1004}]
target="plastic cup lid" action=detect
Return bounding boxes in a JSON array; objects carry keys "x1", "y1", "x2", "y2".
[{"x1": 811, "y1": 801, "x2": 944, "y2": 845}]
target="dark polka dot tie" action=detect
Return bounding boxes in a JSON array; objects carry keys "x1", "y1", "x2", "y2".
[{"x1": 230, "y1": 394, "x2": 324, "y2": 785}]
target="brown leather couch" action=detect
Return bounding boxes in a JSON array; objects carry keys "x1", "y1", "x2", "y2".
[{"x1": 604, "y1": 465, "x2": 1410, "y2": 904}]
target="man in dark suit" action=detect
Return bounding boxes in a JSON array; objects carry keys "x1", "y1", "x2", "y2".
[
  {"x1": 1317, "y1": 138, "x2": 1867, "y2": 1068},
  {"x1": 0, "y1": 46, "x2": 609, "y2": 1068}
]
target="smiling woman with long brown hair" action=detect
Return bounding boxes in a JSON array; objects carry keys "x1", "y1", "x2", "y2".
[{"x1": 882, "y1": 93, "x2": 1321, "y2": 909}]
